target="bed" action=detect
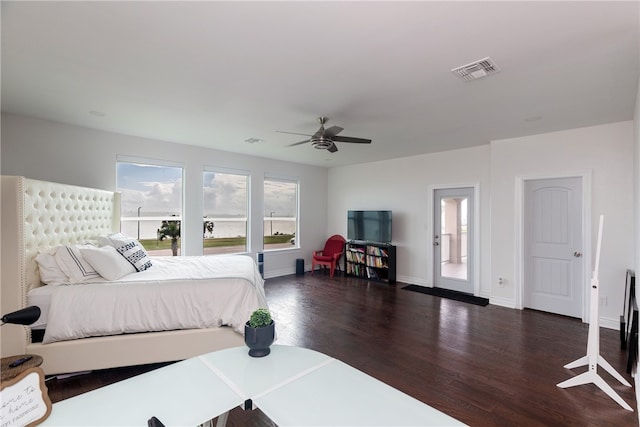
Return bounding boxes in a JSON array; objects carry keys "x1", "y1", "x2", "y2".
[{"x1": 1, "y1": 176, "x2": 265, "y2": 375}]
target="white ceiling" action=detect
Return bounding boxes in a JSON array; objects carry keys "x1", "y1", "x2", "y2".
[{"x1": 2, "y1": 1, "x2": 639, "y2": 168}]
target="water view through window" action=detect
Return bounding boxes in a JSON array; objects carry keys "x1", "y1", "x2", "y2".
[
  {"x1": 263, "y1": 178, "x2": 298, "y2": 250},
  {"x1": 118, "y1": 162, "x2": 298, "y2": 255},
  {"x1": 117, "y1": 161, "x2": 183, "y2": 256},
  {"x1": 203, "y1": 170, "x2": 248, "y2": 254}
]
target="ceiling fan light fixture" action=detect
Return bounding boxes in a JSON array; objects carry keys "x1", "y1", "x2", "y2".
[
  {"x1": 311, "y1": 137, "x2": 333, "y2": 150},
  {"x1": 279, "y1": 116, "x2": 371, "y2": 153}
]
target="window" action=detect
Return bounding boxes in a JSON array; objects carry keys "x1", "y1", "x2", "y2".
[
  {"x1": 203, "y1": 170, "x2": 249, "y2": 255},
  {"x1": 264, "y1": 177, "x2": 298, "y2": 250},
  {"x1": 116, "y1": 160, "x2": 183, "y2": 256}
]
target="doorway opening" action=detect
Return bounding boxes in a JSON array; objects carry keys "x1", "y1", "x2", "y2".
[{"x1": 433, "y1": 187, "x2": 476, "y2": 295}]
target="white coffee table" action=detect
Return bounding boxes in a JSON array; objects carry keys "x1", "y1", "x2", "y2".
[
  {"x1": 42, "y1": 345, "x2": 466, "y2": 426},
  {"x1": 41, "y1": 356, "x2": 243, "y2": 426}
]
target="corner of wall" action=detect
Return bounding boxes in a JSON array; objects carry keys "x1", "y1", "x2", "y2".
[{"x1": 633, "y1": 73, "x2": 640, "y2": 421}]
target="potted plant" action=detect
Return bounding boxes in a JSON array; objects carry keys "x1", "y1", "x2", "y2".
[{"x1": 244, "y1": 308, "x2": 275, "y2": 357}]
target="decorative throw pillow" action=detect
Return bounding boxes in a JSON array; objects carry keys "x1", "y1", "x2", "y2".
[
  {"x1": 35, "y1": 249, "x2": 69, "y2": 285},
  {"x1": 54, "y1": 244, "x2": 102, "y2": 283},
  {"x1": 100, "y1": 233, "x2": 152, "y2": 272},
  {"x1": 79, "y1": 245, "x2": 136, "y2": 281}
]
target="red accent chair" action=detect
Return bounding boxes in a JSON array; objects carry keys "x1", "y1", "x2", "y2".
[{"x1": 312, "y1": 235, "x2": 346, "y2": 277}]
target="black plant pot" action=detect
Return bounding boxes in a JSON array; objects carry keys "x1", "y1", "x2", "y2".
[{"x1": 244, "y1": 320, "x2": 275, "y2": 357}]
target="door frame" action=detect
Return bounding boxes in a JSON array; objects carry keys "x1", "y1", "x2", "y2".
[
  {"x1": 514, "y1": 171, "x2": 592, "y2": 322},
  {"x1": 427, "y1": 183, "x2": 480, "y2": 296}
]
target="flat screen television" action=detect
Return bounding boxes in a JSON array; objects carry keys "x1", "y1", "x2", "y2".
[{"x1": 347, "y1": 210, "x2": 392, "y2": 243}]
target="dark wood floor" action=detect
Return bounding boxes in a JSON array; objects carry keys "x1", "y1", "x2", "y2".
[{"x1": 45, "y1": 272, "x2": 637, "y2": 426}]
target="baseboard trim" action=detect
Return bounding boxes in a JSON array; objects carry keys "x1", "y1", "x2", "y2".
[
  {"x1": 396, "y1": 275, "x2": 428, "y2": 286},
  {"x1": 489, "y1": 296, "x2": 516, "y2": 308}
]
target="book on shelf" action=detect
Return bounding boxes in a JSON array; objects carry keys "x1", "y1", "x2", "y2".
[
  {"x1": 366, "y1": 267, "x2": 380, "y2": 280},
  {"x1": 365, "y1": 255, "x2": 389, "y2": 268},
  {"x1": 345, "y1": 242, "x2": 395, "y2": 282},
  {"x1": 346, "y1": 251, "x2": 365, "y2": 264},
  {"x1": 365, "y1": 245, "x2": 389, "y2": 257}
]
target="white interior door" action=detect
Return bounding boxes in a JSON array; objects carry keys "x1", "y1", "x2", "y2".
[
  {"x1": 433, "y1": 188, "x2": 474, "y2": 294},
  {"x1": 524, "y1": 177, "x2": 583, "y2": 318}
]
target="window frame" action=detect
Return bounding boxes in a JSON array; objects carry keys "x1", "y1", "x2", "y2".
[
  {"x1": 202, "y1": 166, "x2": 251, "y2": 255},
  {"x1": 116, "y1": 155, "x2": 185, "y2": 256},
  {"x1": 263, "y1": 175, "x2": 299, "y2": 251}
]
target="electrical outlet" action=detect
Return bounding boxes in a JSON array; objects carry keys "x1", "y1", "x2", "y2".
[{"x1": 599, "y1": 296, "x2": 608, "y2": 306}]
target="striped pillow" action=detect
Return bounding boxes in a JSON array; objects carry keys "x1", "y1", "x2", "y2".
[
  {"x1": 54, "y1": 244, "x2": 101, "y2": 283},
  {"x1": 100, "y1": 233, "x2": 152, "y2": 272}
]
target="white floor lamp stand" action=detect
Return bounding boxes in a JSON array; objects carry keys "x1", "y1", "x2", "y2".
[{"x1": 557, "y1": 215, "x2": 633, "y2": 411}]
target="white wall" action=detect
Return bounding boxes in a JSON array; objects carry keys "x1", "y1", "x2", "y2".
[
  {"x1": 328, "y1": 145, "x2": 493, "y2": 296},
  {"x1": 3, "y1": 113, "x2": 636, "y2": 327},
  {"x1": 635, "y1": 67, "x2": 640, "y2": 320},
  {"x1": 491, "y1": 121, "x2": 635, "y2": 327},
  {"x1": 328, "y1": 121, "x2": 634, "y2": 328},
  {"x1": 0, "y1": 113, "x2": 329, "y2": 277},
  {"x1": 633, "y1": 67, "x2": 640, "y2": 417}
]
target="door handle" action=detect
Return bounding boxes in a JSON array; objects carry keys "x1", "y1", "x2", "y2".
[{"x1": 573, "y1": 251, "x2": 582, "y2": 258}]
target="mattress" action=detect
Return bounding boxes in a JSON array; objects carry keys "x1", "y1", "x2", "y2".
[{"x1": 27, "y1": 255, "x2": 267, "y2": 343}]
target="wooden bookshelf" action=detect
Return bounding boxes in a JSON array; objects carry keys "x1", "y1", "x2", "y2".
[{"x1": 344, "y1": 241, "x2": 396, "y2": 283}]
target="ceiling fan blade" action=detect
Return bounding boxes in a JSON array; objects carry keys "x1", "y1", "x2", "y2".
[
  {"x1": 276, "y1": 130, "x2": 313, "y2": 137},
  {"x1": 333, "y1": 135, "x2": 372, "y2": 144},
  {"x1": 323, "y1": 126, "x2": 344, "y2": 137},
  {"x1": 280, "y1": 118, "x2": 368, "y2": 152},
  {"x1": 287, "y1": 139, "x2": 311, "y2": 147}
]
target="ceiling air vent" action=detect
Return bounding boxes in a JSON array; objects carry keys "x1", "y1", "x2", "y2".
[{"x1": 451, "y1": 57, "x2": 500, "y2": 82}]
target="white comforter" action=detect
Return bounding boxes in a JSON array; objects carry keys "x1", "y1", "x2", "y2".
[{"x1": 42, "y1": 255, "x2": 267, "y2": 344}]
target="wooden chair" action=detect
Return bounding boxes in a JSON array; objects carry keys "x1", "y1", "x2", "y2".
[{"x1": 312, "y1": 235, "x2": 346, "y2": 277}]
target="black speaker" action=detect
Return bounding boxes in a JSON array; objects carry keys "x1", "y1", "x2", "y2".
[{"x1": 296, "y1": 258, "x2": 304, "y2": 276}]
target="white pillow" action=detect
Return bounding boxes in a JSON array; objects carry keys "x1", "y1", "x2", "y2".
[
  {"x1": 80, "y1": 245, "x2": 136, "y2": 281},
  {"x1": 97, "y1": 232, "x2": 127, "y2": 248},
  {"x1": 100, "y1": 233, "x2": 153, "y2": 272},
  {"x1": 35, "y1": 250, "x2": 69, "y2": 285},
  {"x1": 54, "y1": 244, "x2": 101, "y2": 283}
]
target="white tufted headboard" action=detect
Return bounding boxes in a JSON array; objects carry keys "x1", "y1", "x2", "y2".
[{"x1": 1, "y1": 176, "x2": 120, "y2": 356}]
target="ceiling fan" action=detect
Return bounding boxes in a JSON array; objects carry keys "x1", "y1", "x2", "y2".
[{"x1": 277, "y1": 117, "x2": 372, "y2": 153}]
